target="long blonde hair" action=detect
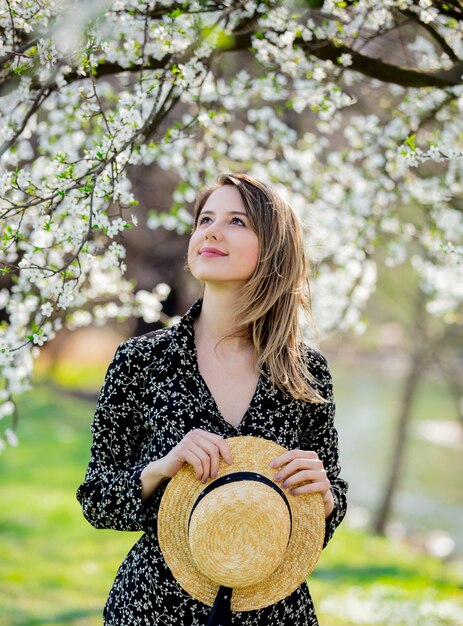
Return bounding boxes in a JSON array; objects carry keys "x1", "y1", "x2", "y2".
[{"x1": 192, "y1": 173, "x2": 325, "y2": 403}]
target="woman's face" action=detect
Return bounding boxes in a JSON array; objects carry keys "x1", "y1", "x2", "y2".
[{"x1": 188, "y1": 185, "x2": 259, "y2": 288}]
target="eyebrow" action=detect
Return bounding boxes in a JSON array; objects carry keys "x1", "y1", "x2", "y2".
[{"x1": 200, "y1": 210, "x2": 248, "y2": 217}]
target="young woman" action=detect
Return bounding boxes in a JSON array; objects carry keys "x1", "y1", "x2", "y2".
[{"x1": 77, "y1": 173, "x2": 348, "y2": 625}]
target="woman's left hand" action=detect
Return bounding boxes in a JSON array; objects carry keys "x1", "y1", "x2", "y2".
[{"x1": 270, "y1": 449, "x2": 334, "y2": 518}]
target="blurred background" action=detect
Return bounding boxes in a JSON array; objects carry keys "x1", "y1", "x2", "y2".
[{"x1": 1, "y1": 1, "x2": 462, "y2": 625}]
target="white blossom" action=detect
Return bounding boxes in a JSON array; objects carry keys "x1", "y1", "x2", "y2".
[
  {"x1": 0, "y1": 401, "x2": 15, "y2": 420},
  {"x1": 37, "y1": 38, "x2": 58, "y2": 68},
  {"x1": 338, "y1": 53, "x2": 353, "y2": 67},
  {"x1": 4, "y1": 428, "x2": 19, "y2": 447},
  {"x1": 40, "y1": 302, "x2": 54, "y2": 317}
]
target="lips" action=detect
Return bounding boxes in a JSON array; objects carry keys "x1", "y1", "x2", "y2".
[{"x1": 199, "y1": 247, "x2": 227, "y2": 257}]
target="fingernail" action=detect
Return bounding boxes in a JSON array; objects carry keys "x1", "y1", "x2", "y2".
[
  {"x1": 274, "y1": 473, "x2": 281, "y2": 481},
  {"x1": 269, "y1": 460, "x2": 277, "y2": 468}
]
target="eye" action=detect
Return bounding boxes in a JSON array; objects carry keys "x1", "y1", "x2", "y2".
[
  {"x1": 231, "y1": 216, "x2": 246, "y2": 226},
  {"x1": 198, "y1": 215, "x2": 212, "y2": 225}
]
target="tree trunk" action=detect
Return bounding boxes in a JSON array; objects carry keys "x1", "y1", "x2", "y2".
[
  {"x1": 372, "y1": 347, "x2": 425, "y2": 534},
  {"x1": 372, "y1": 290, "x2": 428, "y2": 535}
]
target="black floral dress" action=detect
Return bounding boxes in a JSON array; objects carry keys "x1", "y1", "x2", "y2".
[{"x1": 77, "y1": 299, "x2": 348, "y2": 625}]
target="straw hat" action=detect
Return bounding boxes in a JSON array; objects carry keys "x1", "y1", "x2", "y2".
[{"x1": 158, "y1": 436, "x2": 325, "y2": 613}]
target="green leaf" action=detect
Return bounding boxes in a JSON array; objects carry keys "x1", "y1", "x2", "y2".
[
  {"x1": 13, "y1": 64, "x2": 29, "y2": 76},
  {"x1": 167, "y1": 8, "x2": 183, "y2": 19},
  {"x1": 405, "y1": 134, "x2": 416, "y2": 151},
  {"x1": 216, "y1": 31, "x2": 235, "y2": 49},
  {"x1": 78, "y1": 182, "x2": 94, "y2": 195}
]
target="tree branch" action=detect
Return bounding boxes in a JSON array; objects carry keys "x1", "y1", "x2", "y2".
[
  {"x1": 0, "y1": 84, "x2": 52, "y2": 158},
  {"x1": 431, "y1": 0, "x2": 463, "y2": 21},
  {"x1": 0, "y1": 37, "x2": 39, "y2": 70},
  {"x1": 305, "y1": 39, "x2": 463, "y2": 87},
  {"x1": 399, "y1": 9, "x2": 461, "y2": 63},
  {"x1": 222, "y1": 30, "x2": 463, "y2": 88}
]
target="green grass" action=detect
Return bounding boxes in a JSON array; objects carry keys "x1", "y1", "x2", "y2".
[
  {"x1": 310, "y1": 530, "x2": 463, "y2": 625},
  {"x1": 0, "y1": 385, "x2": 462, "y2": 626}
]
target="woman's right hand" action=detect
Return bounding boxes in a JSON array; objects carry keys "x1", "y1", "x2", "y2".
[
  {"x1": 161, "y1": 429, "x2": 233, "y2": 482},
  {"x1": 140, "y1": 429, "x2": 233, "y2": 501}
]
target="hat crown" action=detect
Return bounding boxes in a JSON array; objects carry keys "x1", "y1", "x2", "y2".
[{"x1": 189, "y1": 480, "x2": 291, "y2": 588}]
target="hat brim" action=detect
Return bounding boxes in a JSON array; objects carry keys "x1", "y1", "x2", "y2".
[{"x1": 158, "y1": 436, "x2": 325, "y2": 612}]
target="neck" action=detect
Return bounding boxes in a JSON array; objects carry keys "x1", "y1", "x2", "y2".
[{"x1": 195, "y1": 286, "x2": 250, "y2": 348}]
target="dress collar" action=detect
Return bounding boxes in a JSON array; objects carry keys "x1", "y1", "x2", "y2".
[{"x1": 167, "y1": 298, "x2": 203, "y2": 374}]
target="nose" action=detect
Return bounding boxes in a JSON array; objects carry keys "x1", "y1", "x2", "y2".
[{"x1": 204, "y1": 222, "x2": 223, "y2": 242}]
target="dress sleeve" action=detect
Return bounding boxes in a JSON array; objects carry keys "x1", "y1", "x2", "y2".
[
  {"x1": 76, "y1": 339, "x2": 165, "y2": 532},
  {"x1": 300, "y1": 352, "x2": 348, "y2": 548}
]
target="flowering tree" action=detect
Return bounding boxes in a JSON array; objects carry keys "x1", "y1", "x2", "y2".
[{"x1": 1, "y1": 0, "x2": 462, "y2": 449}]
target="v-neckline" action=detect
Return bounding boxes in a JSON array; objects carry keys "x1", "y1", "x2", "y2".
[
  {"x1": 174, "y1": 298, "x2": 262, "y2": 431},
  {"x1": 197, "y1": 365, "x2": 261, "y2": 431},
  {"x1": 192, "y1": 329, "x2": 261, "y2": 432}
]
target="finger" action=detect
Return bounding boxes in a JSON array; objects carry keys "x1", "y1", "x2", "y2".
[
  {"x1": 185, "y1": 430, "x2": 233, "y2": 478},
  {"x1": 208, "y1": 445, "x2": 220, "y2": 479},
  {"x1": 217, "y1": 439, "x2": 233, "y2": 465},
  {"x1": 181, "y1": 450, "x2": 204, "y2": 481},
  {"x1": 191, "y1": 435, "x2": 219, "y2": 459},
  {"x1": 282, "y1": 469, "x2": 328, "y2": 490},
  {"x1": 280, "y1": 470, "x2": 318, "y2": 489},
  {"x1": 183, "y1": 444, "x2": 211, "y2": 482},
  {"x1": 270, "y1": 449, "x2": 318, "y2": 468},
  {"x1": 274, "y1": 458, "x2": 323, "y2": 482},
  {"x1": 287, "y1": 484, "x2": 317, "y2": 495},
  {"x1": 288, "y1": 481, "x2": 330, "y2": 496},
  {"x1": 199, "y1": 439, "x2": 222, "y2": 479},
  {"x1": 198, "y1": 431, "x2": 233, "y2": 465},
  {"x1": 183, "y1": 431, "x2": 222, "y2": 478},
  {"x1": 191, "y1": 435, "x2": 229, "y2": 477},
  {"x1": 182, "y1": 447, "x2": 207, "y2": 481}
]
